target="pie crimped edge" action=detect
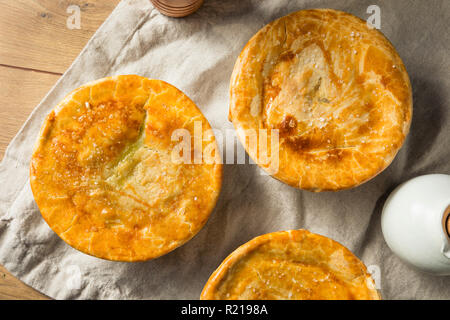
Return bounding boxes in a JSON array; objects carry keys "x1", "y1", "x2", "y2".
[
  {"x1": 30, "y1": 75, "x2": 222, "y2": 262},
  {"x1": 201, "y1": 229, "x2": 381, "y2": 300},
  {"x1": 229, "y1": 9, "x2": 412, "y2": 191}
]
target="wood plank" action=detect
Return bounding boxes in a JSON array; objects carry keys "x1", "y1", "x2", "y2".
[
  {"x1": 0, "y1": 64, "x2": 52, "y2": 297},
  {"x1": 0, "y1": 67, "x2": 56, "y2": 299},
  {"x1": 0, "y1": 65, "x2": 61, "y2": 160},
  {"x1": 0, "y1": 0, "x2": 120, "y2": 74},
  {"x1": 0, "y1": 265, "x2": 48, "y2": 299},
  {"x1": 0, "y1": 1, "x2": 121, "y2": 298},
  {"x1": 0, "y1": 67, "x2": 58, "y2": 299}
]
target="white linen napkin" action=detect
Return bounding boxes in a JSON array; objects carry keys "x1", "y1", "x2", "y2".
[{"x1": 0, "y1": 0, "x2": 449, "y2": 299}]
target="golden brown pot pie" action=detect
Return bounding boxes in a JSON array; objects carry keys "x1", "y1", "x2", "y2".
[
  {"x1": 30, "y1": 75, "x2": 222, "y2": 262},
  {"x1": 201, "y1": 230, "x2": 380, "y2": 300},
  {"x1": 229, "y1": 9, "x2": 412, "y2": 191}
]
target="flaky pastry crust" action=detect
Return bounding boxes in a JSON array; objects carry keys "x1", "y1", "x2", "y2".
[
  {"x1": 30, "y1": 75, "x2": 222, "y2": 262},
  {"x1": 201, "y1": 230, "x2": 380, "y2": 300},
  {"x1": 229, "y1": 9, "x2": 412, "y2": 191}
]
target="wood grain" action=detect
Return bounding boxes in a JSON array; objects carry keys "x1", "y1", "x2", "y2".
[
  {"x1": 0, "y1": 65, "x2": 60, "y2": 159},
  {"x1": 0, "y1": 0, "x2": 120, "y2": 299},
  {"x1": 0, "y1": 0, "x2": 120, "y2": 74},
  {"x1": 0, "y1": 265, "x2": 48, "y2": 300}
]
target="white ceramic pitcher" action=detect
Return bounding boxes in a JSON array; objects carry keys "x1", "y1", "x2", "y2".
[{"x1": 381, "y1": 174, "x2": 450, "y2": 275}]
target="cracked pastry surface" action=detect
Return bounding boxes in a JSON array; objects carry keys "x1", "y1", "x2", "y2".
[
  {"x1": 201, "y1": 230, "x2": 380, "y2": 300},
  {"x1": 30, "y1": 75, "x2": 222, "y2": 262},
  {"x1": 229, "y1": 9, "x2": 412, "y2": 191}
]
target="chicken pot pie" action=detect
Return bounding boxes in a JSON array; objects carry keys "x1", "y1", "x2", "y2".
[
  {"x1": 201, "y1": 230, "x2": 380, "y2": 300},
  {"x1": 30, "y1": 75, "x2": 222, "y2": 262},
  {"x1": 229, "y1": 9, "x2": 412, "y2": 191}
]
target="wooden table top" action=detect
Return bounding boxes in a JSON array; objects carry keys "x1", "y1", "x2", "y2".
[{"x1": 0, "y1": 0, "x2": 121, "y2": 300}]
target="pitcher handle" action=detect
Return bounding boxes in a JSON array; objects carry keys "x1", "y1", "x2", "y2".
[{"x1": 442, "y1": 205, "x2": 450, "y2": 258}]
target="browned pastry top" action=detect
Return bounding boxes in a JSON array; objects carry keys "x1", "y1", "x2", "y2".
[
  {"x1": 30, "y1": 75, "x2": 222, "y2": 261},
  {"x1": 201, "y1": 230, "x2": 380, "y2": 300},
  {"x1": 229, "y1": 9, "x2": 412, "y2": 191}
]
